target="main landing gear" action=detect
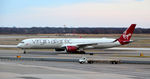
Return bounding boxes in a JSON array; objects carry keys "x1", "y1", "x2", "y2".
[
  {"x1": 68, "y1": 51, "x2": 86, "y2": 54},
  {"x1": 79, "y1": 51, "x2": 86, "y2": 54}
]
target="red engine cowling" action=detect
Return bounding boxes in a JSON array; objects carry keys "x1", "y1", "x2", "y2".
[{"x1": 66, "y1": 46, "x2": 78, "y2": 52}]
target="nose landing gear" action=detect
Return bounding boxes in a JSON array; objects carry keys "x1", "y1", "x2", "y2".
[
  {"x1": 23, "y1": 50, "x2": 26, "y2": 54},
  {"x1": 22, "y1": 49, "x2": 26, "y2": 54}
]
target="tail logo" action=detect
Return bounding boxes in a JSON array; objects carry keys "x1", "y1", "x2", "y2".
[
  {"x1": 122, "y1": 31, "x2": 131, "y2": 40},
  {"x1": 117, "y1": 24, "x2": 136, "y2": 45}
]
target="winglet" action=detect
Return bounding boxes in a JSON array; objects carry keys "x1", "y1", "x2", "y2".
[{"x1": 117, "y1": 24, "x2": 136, "y2": 45}]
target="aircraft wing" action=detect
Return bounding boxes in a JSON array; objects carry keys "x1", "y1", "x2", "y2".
[
  {"x1": 77, "y1": 43, "x2": 98, "y2": 47},
  {"x1": 0, "y1": 45, "x2": 17, "y2": 48},
  {"x1": 61, "y1": 43, "x2": 98, "y2": 48},
  {"x1": 106, "y1": 47, "x2": 150, "y2": 51}
]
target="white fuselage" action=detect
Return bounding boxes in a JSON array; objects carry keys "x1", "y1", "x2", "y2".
[
  {"x1": 16, "y1": 24, "x2": 136, "y2": 53},
  {"x1": 17, "y1": 38, "x2": 121, "y2": 49}
]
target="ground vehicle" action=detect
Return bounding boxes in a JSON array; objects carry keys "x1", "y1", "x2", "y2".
[{"x1": 79, "y1": 57, "x2": 120, "y2": 64}]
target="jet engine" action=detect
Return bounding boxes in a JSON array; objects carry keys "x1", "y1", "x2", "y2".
[{"x1": 66, "y1": 46, "x2": 78, "y2": 52}]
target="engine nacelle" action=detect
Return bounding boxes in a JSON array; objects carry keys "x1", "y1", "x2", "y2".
[
  {"x1": 66, "y1": 46, "x2": 78, "y2": 52},
  {"x1": 55, "y1": 48, "x2": 65, "y2": 51}
]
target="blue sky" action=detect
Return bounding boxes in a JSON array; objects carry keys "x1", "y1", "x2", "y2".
[
  {"x1": 1, "y1": 0, "x2": 113, "y2": 14},
  {"x1": 0, "y1": 0, "x2": 150, "y2": 28}
]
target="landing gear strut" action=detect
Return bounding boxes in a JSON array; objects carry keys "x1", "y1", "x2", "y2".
[
  {"x1": 67, "y1": 51, "x2": 86, "y2": 54},
  {"x1": 79, "y1": 51, "x2": 85, "y2": 54},
  {"x1": 23, "y1": 50, "x2": 26, "y2": 54}
]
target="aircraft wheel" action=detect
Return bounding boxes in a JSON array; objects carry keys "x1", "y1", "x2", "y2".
[
  {"x1": 79, "y1": 61, "x2": 84, "y2": 64},
  {"x1": 111, "y1": 61, "x2": 118, "y2": 64},
  {"x1": 80, "y1": 51, "x2": 85, "y2": 54},
  {"x1": 23, "y1": 51, "x2": 26, "y2": 54},
  {"x1": 89, "y1": 53, "x2": 94, "y2": 55}
]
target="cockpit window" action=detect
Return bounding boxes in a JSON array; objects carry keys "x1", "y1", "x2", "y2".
[{"x1": 20, "y1": 42, "x2": 24, "y2": 43}]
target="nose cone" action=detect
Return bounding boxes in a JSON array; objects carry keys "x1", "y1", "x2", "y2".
[{"x1": 17, "y1": 43, "x2": 23, "y2": 48}]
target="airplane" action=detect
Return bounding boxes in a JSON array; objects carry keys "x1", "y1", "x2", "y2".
[{"x1": 16, "y1": 24, "x2": 137, "y2": 54}]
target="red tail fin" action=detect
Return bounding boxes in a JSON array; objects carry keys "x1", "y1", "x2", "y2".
[{"x1": 117, "y1": 24, "x2": 136, "y2": 45}]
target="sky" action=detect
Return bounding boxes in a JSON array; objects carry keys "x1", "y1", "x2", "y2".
[{"x1": 0, "y1": 0, "x2": 150, "y2": 28}]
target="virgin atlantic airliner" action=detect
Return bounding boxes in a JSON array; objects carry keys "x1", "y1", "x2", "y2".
[{"x1": 17, "y1": 24, "x2": 136, "y2": 54}]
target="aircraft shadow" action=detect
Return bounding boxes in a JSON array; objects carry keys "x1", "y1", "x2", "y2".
[
  {"x1": 26, "y1": 51, "x2": 66, "y2": 55},
  {"x1": 26, "y1": 51, "x2": 135, "y2": 55}
]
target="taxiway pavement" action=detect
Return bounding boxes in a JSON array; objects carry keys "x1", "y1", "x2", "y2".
[{"x1": 0, "y1": 49, "x2": 150, "y2": 79}]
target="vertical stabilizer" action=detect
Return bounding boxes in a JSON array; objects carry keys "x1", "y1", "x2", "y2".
[{"x1": 117, "y1": 24, "x2": 136, "y2": 45}]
